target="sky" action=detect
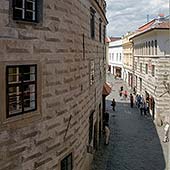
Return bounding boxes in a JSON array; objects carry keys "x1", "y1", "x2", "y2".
[{"x1": 106, "y1": 0, "x2": 169, "y2": 37}]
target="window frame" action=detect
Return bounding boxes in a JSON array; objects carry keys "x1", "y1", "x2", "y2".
[
  {"x1": 90, "y1": 7, "x2": 95, "y2": 39},
  {"x1": 6, "y1": 64, "x2": 37, "y2": 118},
  {"x1": 61, "y1": 153, "x2": 73, "y2": 170},
  {"x1": 0, "y1": 61, "x2": 41, "y2": 128},
  {"x1": 13, "y1": 0, "x2": 38, "y2": 22},
  {"x1": 89, "y1": 111, "x2": 94, "y2": 145},
  {"x1": 145, "y1": 64, "x2": 148, "y2": 74},
  {"x1": 151, "y1": 65, "x2": 155, "y2": 77}
]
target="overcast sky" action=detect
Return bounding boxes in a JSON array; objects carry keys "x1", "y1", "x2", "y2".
[{"x1": 106, "y1": 0, "x2": 169, "y2": 37}]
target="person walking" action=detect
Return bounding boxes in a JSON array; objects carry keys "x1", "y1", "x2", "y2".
[
  {"x1": 130, "y1": 94, "x2": 134, "y2": 108},
  {"x1": 111, "y1": 98, "x2": 116, "y2": 111},
  {"x1": 124, "y1": 90, "x2": 128, "y2": 100},
  {"x1": 163, "y1": 122, "x2": 169, "y2": 143},
  {"x1": 104, "y1": 124, "x2": 110, "y2": 145},
  {"x1": 139, "y1": 101, "x2": 144, "y2": 116}
]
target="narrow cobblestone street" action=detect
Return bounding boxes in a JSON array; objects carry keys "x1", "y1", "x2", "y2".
[{"x1": 91, "y1": 75, "x2": 168, "y2": 170}]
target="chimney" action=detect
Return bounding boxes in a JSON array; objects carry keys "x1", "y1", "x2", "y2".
[{"x1": 158, "y1": 13, "x2": 165, "y2": 22}]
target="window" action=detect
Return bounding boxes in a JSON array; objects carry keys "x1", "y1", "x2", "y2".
[
  {"x1": 6, "y1": 65, "x2": 37, "y2": 118},
  {"x1": 90, "y1": 60, "x2": 95, "y2": 85},
  {"x1": 99, "y1": 18, "x2": 102, "y2": 42},
  {"x1": 139, "y1": 78, "x2": 142, "y2": 92},
  {"x1": 90, "y1": 7, "x2": 95, "y2": 39},
  {"x1": 103, "y1": 25, "x2": 106, "y2": 44},
  {"x1": 134, "y1": 62, "x2": 137, "y2": 70},
  {"x1": 13, "y1": 0, "x2": 39, "y2": 22},
  {"x1": 151, "y1": 40, "x2": 154, "y2": 55},
  {"x1": 89, "y1": 111, "x2": 94, "y2": 144},
  {"x1": 119, "y1": 53, "x2": 121, "y2": 62},
  {"x1": 140, "y1": 63, "x2": 142, "y2": 73},
  {"x1": 148, "y1": 41, "x2": 150, "y2": 55},
  {"x1": 61, "y1": 153, "x2": 72, "y2": 170},
  {"x1": 155, "y1": 40, "x2": 157, "y2": 55},
  {"x1": 151, "y1": 65, "x2": 155, "y2": 77},
  {"x1": 145, "y1": 64, "x2": 148, "y2": 74}
]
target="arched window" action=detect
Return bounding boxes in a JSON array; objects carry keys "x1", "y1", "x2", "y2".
[
  {"x1": 148, "y1": 41, "x2": 150, "y2": 55},
  {"x1": 155, "y1": 40, "x2": 157, "y2": 55},
  {"x1": 151, "y1": 40, "x2": 154, "y2": 55}
]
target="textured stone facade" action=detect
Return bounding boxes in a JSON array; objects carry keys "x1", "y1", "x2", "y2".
[
  {"x1": 132, "y1": 27, "x2": 170, "y2": 123},
  {"x1": 0, "y1": 0, "x2": 107, "y2": 170}
]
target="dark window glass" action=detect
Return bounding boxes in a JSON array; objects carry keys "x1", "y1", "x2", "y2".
[
  {"x1": 6, "y1": 65, "x2": 37, "y2": 118},
  {"x1": 61, "y1": 153, "x2": 72, "y2": 170},
  {"x1": 13, "y1": 0, "x2": 37, "y2": 22},
  {"x1": 155, "y1": 40, "x2": 157, "y2": 55},
  {"x1": 99, "y1": 19, "x2": 102, "y2": 42},
  {"x1": 89, "y1": 112, "x2": 94, "y2": 144},
  {"x1": 90, "y1": 8, "x2": 95, "y2": 39}
]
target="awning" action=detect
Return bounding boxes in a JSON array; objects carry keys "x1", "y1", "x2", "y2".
[{"x1": 102, "y1": 82, "x2": 112, "y2": 96}]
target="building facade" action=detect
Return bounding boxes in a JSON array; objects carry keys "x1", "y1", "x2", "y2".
[
  {"x1": 108, "y1": 38, "x2": 124, "y2": 79},
  {"x1": 131, "y1": 18, "x2": 170, "y2": 122},
  {"x1": 122, "y1": 33, "x2": 134, "y2": 88},
  {"x1": 0, "y1": 0, "x2": 107, "y2": 170}
]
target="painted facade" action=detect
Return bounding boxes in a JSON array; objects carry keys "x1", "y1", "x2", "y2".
[
  {"x1": 131, "y1": 19, "x2": 170, "y2": 122},
  {"x1": 108, "y1": 39, "x2": 124, "y2": 79},
  {"x1": 0, "y1": 0, "x2": 107, "y2": 170},
  {"x1": 122, "y1": 33, "x2": 134, "y2": 88}
]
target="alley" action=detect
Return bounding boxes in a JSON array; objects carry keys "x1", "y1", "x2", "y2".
[{"x1": 91, "y1": 76, "x2": 167, "y2": 170}]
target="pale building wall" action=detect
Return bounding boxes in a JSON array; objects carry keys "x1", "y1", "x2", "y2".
[
  {"x1": 0, "y1": 0, "x2": 107, "y2": 170},
  {"x1": 108, "y1": 39, "x2": 124, "y2": 78},
  {"x1": 133, "y1": 29, "x2": 170, "y2": 123}
]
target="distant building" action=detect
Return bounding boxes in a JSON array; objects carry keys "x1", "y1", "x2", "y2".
[
  {"x1": 108, "y1": 38, "x2": 124, "y2": 79},
  {"x1": 131, "y1": 15, "x2": 170, "y2": 122},
  {"x1": 0, "y1": 0, "x2": 107, "y2": 170},
  {"x1": 122, "y1": 32, "x2": 135, "y2": 88}
]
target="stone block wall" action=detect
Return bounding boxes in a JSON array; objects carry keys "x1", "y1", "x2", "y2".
[{"x1": 0, "y1": 0, "x2": 107, "y2": 170}]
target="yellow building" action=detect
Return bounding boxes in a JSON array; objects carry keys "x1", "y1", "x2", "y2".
[{"x1": 122, "y1": 32, "x2": 135, "y2": 89}]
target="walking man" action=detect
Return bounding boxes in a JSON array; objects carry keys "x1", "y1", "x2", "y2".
[
  {"x1": 104, "y1": 124, "x2": 110, "y2": 145},
  {"x1": 111, "y1": 98, "x2": 116, "y2": 111},
  {"x1": 130, "y1": 94, "x2": 134, "y2": 108}
]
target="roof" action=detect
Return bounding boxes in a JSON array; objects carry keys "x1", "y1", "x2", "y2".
[{"x1": 131, "y1": 19, "x2": 170, "y2": 39}]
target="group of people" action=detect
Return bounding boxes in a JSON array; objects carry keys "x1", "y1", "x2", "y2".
[
  {"x1": 135, "y1": 94, "x2": 149, "y2": 116},
  {"x1": 119, "y1": 86, "x2": 128, "y2": 100}
]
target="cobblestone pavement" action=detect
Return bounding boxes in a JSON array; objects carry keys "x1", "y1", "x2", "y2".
[{"x1": 91, "y1": 74, "x2": 168, "y2": 170}]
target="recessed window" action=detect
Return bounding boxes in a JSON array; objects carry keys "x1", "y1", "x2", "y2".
[
  {"x1": 90, "y1": 60, "x2": 95, "y2": 85},
  {"x1": 140, "y1": 63, "x2": 142, "y2": 73},
  {"x1": 99, "y1": 18, "x2": 102, "y2": 42},
  {"x1": 145, "y1": 64, "x2": 148, "y2": 74},
  {"x1": 89, "y1": 111, "x2": 94, "y2": 144},
  {"x1": 6, "y1": 65, "x2": 37, "y2": 118},
  {"x1": 13, "y1": 0, "x2": 39, "y2": 22},
  {"x1": 155, "y1": 40, "x2": 157, "y2": 55},
  {"x1": 90, "y1": 7, "x2": 95, "y2": 39},
  {"x1": 151, "y1": 65, "x2": 155, "y2": 77},
  {"x1": 61, "y1": 153, "x2": 73, "y2": 170}
]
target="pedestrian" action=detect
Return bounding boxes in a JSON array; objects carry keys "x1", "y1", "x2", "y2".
[
  {"x1": 139, "y1": 101, "x2": 144, "y2": 116},
  {"x1": 130, "y1": 93, "x2": 134, "y2": 108},
  {"x1": 163, "y1": 122, "x2": 169, "y2": 143},
  {"x1": 135, "y1": 94, "x2": 139, "y2": 106},
  {"x1": 143, "y1": 102, "x2": 147, "y2": 116},
  {"x1": 111, "y1": 98, "x2": 116, "y2": 111},
  {"x1": 103, "y1": 111, "x2": 109, "y2": 128},
  {"x1": 119, "y1": 86, "x2": 123, "y2": 97},
  {"x1": 104, "y1": 124, "x2": 110, "y2": 145},
  {"x1": 124, "y1": 90, "x2": 128, "y2": 100}
]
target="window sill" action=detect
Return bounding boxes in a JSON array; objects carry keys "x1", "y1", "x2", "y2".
[{"x1": 1, "y1": 110, "x2": 41, "y2": 129}]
